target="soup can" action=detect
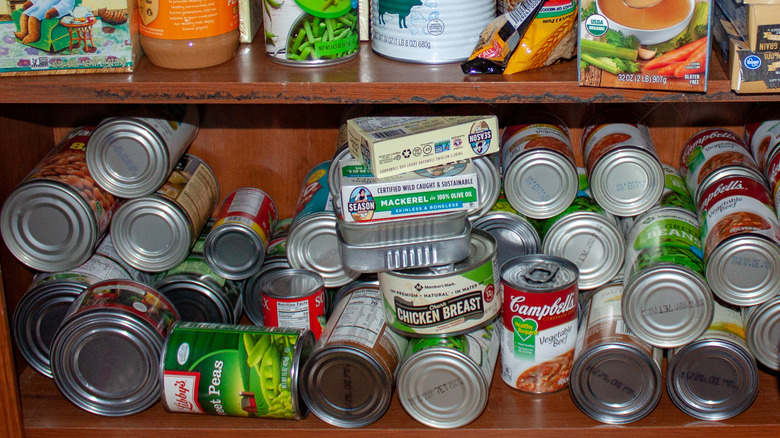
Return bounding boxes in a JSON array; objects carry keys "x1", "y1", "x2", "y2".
[
  {"x1": 698, "y1": 167, "x2": 780, "y2": 306},
  {"x1": 258, "y1": 268, "x2": 327, "y2": 339},
  {"x1": 742, "y1": 294, "x2": 780, "y2": 370},
  {"x1": 160, "y1": 321, "x2": 313, "y2": 419},
  {"x1": 569, "y1": 279, "x2": 663, "y2": 424},
  {"x1": 581, "y1": 113, "x2": 664, "y2": 216},
  {"x1": 86, "y1": 105, "x2": 199, "y2": 198},
  {"x1": 667, "y1": 300, "x2": 758, "y2": 420},
  {"x1": 242, "y1": 259, "x2": 293, "y2": 326},
  {"x1": 396, "y1": 323, "x2": 499, "y2": 429},
  {"x1": 263, "y1": 0, "x2": 359, "y2": 65},
  {"x1": 371, "y1": 0, "x2": 495, "y2": 63},
  {"x1": 763, "y1": 145, "x2": 780, "y2": 198},
  {"x1": 204, "y1": 187, "x2": 279, "y2": 280},
  {"x1": 472, "y1": 193, "x2": 541, "y2": 270},
  {"x1": 680, "y1": 128, "x2": 761, "y2": 204},
  {"x1": 1, "y1": 127, "x2": 121, "y2": 272},
  {"x1": 378, "y1": 230, "x2": 499, "y2": 337},
  {"x1": 50, "y1": 280, "x2": 179, "y2": 416},
  {"x1": 300, "y1": 280, "x2": 409, "y2": 428},
  {"x1": 501, "y1": 114, "x2": 578, "y2": 219},
  {"x1": 622, "y1": 207, "x2": 713, "y2": 348},
  {"x1": 744, "y1": 106, "x2": 780, "y2": 171},
  {"x1": 499, "y1": 255, "x2": 578, "y2": 393},
  {"x1": 111, "y1": 154, "x2": 220, "y2": 272}
]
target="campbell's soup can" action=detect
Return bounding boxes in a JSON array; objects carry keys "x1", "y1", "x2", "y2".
[
  {"x1": 499, "y1": 255, "x2": 578, "y2": 393},
  {"x1": 259, "y1": 268, "x2": 327, "y2": 339},
  {"x1": 744, "y1": 106, "x2": 780, "y2": 171}
]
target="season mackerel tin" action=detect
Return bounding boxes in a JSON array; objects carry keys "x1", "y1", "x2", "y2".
[
  {"x1": 378, "y1": 229, "x2": 499, "y2": 337},
  {"x1": 258, "y1": 268, "x2": 327, "y2": 339}
]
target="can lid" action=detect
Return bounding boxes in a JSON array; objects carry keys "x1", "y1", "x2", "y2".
[
  {"x1": 504, "y1": 150, "x2": 578, "y2": 219},
  {"x1": 542, "y1": 212, "x2": 624, "y2": 290},
  {"x1": 204, "y1": 223, "x2": 266, "y2": 280},
  {"x1": 154, "y1": 276, "x2": 236, "y2": 324},
  {"x1": 744, "y1": 295, "x2": 780, "y2": 370},
  {"x1": 667, "y1": 339, "x2": 758, "y2": 420},
  {"x1": 258, "y1": 268, "x2": 324, "y2": 300},
  {"x1": 242, "y1": 261, "x2": 293, "y2": 325},
  {"x1": 287, "y1": 212, "x2": 358, "y2": 288},
  {"x1": 110, "y1": 197, "x2": 193, "y2": 272},
  {"x1": 706, "y1": 235, "x2": 780, "y2": 306},
  {"x1": 590, "y1": 148, "x2": 664, "y2": 216},
  {"x1": 1, "y1": 180, "x2": 98, "y2": 272},
  {"x1": 87, "y1": 118, "x2": 171, "y2": 198},
  {"x1": 472, "y1": 211, "x2": 540, "y2": 270},
  {"x1": 500, "y1": 254, "x2": 578, "y2": 292},
  {"x1": 468, "y1": 156, "x2": 501, "y2": 222},
  {"x1": 569, "y1": 343, "x2": 662, "y2": 424}
]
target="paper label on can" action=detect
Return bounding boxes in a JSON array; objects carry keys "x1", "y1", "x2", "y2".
[
  {"x1": 157, "y1": 155, "x2": 220, "y2": 240},
  {"x1": 582, "y1": 122, "x2": 656, "y2": 176},
  {"x1": 129, "y1": 105, "x2": 199, "y2": 170},
  {"x1": 536, "y1": 193, "x2": 610, "y2": 242},
  {"x1": 138, "y1": 0, "x2": 239, "y2": 40},
  {"x1": 673, "y1": 301, "x2": 750, "y2": 356},
  {"x1": 293, "y1": 161, "x2": 333, "y2": 224},
  {"x1": 764, "y1": 149, "x2": 780, "y2": 198},
  {"x1": 155, "y1": 255, "x2": 228, "y2": 288},
  {"x1": 266, "y1": 236, "x2": 288, "y2": 259},
  {"x1": 501, "y1": 123, "x2": 575, "y2": 173},
  {"x1": 214, "y1": 188, "x2": 278, "y2": 248},
  {"x1": 262, "y1": 288, "x2": 326, "y2": 339},
  {"x1": 660, "y1": 164, "x2": 697, "y2": 213},
  {"x1": 745, "y1": 118, "x2": 780, "y2": 169},
  {"x1": 624, "y1": 209, "x2": 704, "y2": 279}
]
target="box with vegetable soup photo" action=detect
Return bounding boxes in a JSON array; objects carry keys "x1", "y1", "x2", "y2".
[{"x1": 578, "y1": 0, "x2": 712, "y2": 92}]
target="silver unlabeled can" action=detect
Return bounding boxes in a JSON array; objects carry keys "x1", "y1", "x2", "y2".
[
  {"x1": 472, "y1": 194, "x2": 540, "y2": 270},
  {"x1": 742, "y1": 294, "x2": 780, "y2": 370},
  {"x1": 86, "y1": 105, "x2": 199, "y2": 198}
]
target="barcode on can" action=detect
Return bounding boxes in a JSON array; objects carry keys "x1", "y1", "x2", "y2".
[{"x1": 223, "y1": 215, "x2": 256, "y2": 228}]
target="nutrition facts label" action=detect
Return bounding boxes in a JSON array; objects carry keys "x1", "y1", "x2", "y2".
[
  {"x1": 227, "y1": 189, "x2": 263, "y2": 216},
  {"x1": 328, "y1": 288, "x2": 384, "y2": 349},
  {"x1": 275, "y1": 300, "x2": 310, "y2": 329}
]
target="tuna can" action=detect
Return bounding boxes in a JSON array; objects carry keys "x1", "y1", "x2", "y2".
[
  {"x1": 258, "y1": 268, "x2": 327, "y2": 339},
  {"x1": 204, "y1": 187, "x2": 279, "y2": 280},
  {"x1": 698, "y1": 168, "x2": 780, "y2": 306},
  {"x1": 111, "y1": 154, "x2": 220, "y2": 272},
  {"x1": 472, "y1": 194, "x2": 540, "y2": 270},
  {"x1": 501, "y1": 114, "x2": 578, "y2": 219},
  {"x1": 371, "y1": 0, "x2": 495, "y2": 63},
  {"x1": 742, "y1": 295, "x2": 780, "y2": 370},
  {"x1": 680, "y1": 128, "x2": 761, "y2": 204},
  {"x1": 50, "y1": 279, "x2": 179, "y2": 416},
  {"x1": 300, "y1": 280, "x2": 409, "y2": 428},
  {"x1": 499, "y1": 255, "x2": 578, "y2": 393},
  {"x1": 581, "y1": 113, "x2": 664, "y2": 217},
  {"x1": 160, "y1": 321, "x2": 313, "y2": 419},
  {"x1": 569, "y1": 280, "x2": 663, "y2": 424},
  {"x1": 667, "y1": 300, "x2": 758, "y2": 420},
  {"x1": 537, "y1": 169, "x2": 624, "y2": 290},
  {"x1": 744, "y1": 106, "x2": 780, "y2": 171},
  {"x1": 396, "y1": 322, "x2": 499, "y2": 429},
  {"x1": 263, "y1": 0, "x2": 359, "y2": 65},
  {"x1": 1, "y1": 127, "x2": 121, "y2": 272},
  {"x1": 378, "y1": 229, "x2": 499, "y2": 337},
  {"x1": 86, "y1": 105, "x2": 200, "y2": 198},
  {"x1": 622, "y1": 207, "x2": 713, "y2": 348},
  {"x1": 288, "y1": 161, "x2": 358, "y2": 288}
]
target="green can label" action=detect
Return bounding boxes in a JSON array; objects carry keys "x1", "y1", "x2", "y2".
[
  {"x1": 162, "y1": 322, "x2": 309, "y2": 419},
  {"x1": 405, "y1": 323, "x2": 499, "y2": 382}
]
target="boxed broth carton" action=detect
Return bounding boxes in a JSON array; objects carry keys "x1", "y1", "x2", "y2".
[
  {"x1": 0, "y1": 0, "x2": 140, "y2": 75},
  {"x1": 578, "y1": 0, "x2": 712, "y2": 92}
]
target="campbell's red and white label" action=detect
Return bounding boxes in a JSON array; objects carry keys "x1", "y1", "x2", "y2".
[
  {"x1": 214, "y1": 188, "x2": 278, "y2": 248},
  {"x1": 765, "y1": 148, "x2": 780, "y2": 198},
  {"x1": 745, "y1": 117, "x2": 780, "y2": 170},
  {"x1": 262, "y1": 288, "x2": 326, "y2": 339},
  {"x1": 581, "y1": 122, "x2": 655, "y2": 175},
  {"x1": 163, "y1": 372, "x2": 205, "y2": 414}
]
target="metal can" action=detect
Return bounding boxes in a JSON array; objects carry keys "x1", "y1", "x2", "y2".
[
  {"x1": 160, "y1": 321, "x2": 313, "y2": 419},
  {"x1": 744, "y1": 105, "x2": 780, "y2": 171},
  {"x1": 499, "y1": 255, "x2": 578, "y2": 393},
  {"x1": 622, "y1": 207, "x2": 713, "y2": 348},
  {"x1": 258, "y1": 268, "x2": 327, "y2": 339},
  {"x1": 1, "y1": 127, "x2": 121, "y2": 272},
  {"x1": 472, "y1": 193, "x2": 541, "y2": 270},
  {"x1": 698, "y1": 168, "x2": 780, "y2": 306},
  {"x1": 378, "y1": 230, "x2": 499, "y2": 337},
  {"x1": 396, "y1": 323, "x2": 499, "y2": 429},
  {"x1": 469, "y1": 155, "x2": 502, "y2": 221},
  {"x1": 501, "y1": 114, "x2": 578, "y2": 219},
  {"x1": 300, "y1": 280, "x2": 409, "y2": 428},
  {"x1": 581, "y1": 113, "x2": 664, "y2": 216},
  {"x1": 667, "y1": 300, "x2": 758, "y2": 420},
  {"x1": 111, "y1": 154, "x2": 220, "y2": 272},
  {"x1": 288, "y1": 161, "x2": 358, "y2": 288},
  {"x1": 266, "y1": 217, "x2": 293, "y2": 264},
  {"x1": 50, "y1": 280, "x2": 179, "y2": 416},
  {"x1": 763, "y1": 144, "x2": 780, "y2": 198},
  {"x1": 742, "y1": 294, "x2": 780, "y2": 370},
  {"x1": 680, "y1": 128, "x2": 761, "y2": 204},
  {"x1": 242, "y1": 259, "x2": 293, "y2": 326},
  {"x1": 86, "y1": 105, "x2": 199, "y2": 198},
  {"x1": 569, "y1": 279, "x2": 663, "y2": 424},
  {"x1": 204, "y1": 187, "x2": 279, "y2": 280}
]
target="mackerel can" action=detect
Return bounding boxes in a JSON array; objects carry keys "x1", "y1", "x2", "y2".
[
  {"x1": 472, "y1": 193, "x2": 540, "y2": 270},
  {"x1": 300, "y1": 280, "x2": 409, "y2": 428},
  {"x1": 204, "y1": 187, "x2": 279, "y2": 280},
  {"x1": 667, "y1": 300, "x2": 758, "y2": 420},
  {"x1": 501, "y1": 114, "x2": 578, "y2": 219},
  {"x1": 742, "y1": 295, "x2": 780, "y2": 370},
  {"x1": 622, "y1": 207, "x2": 713, "y2": 348},
  {"x1": 378, "y1": 230, "x2": 499, "y2": 337},
  {"x1": 396, "y1": 323, "x2": 499, "y2": 428},
  {"x1": 160, "y1": 322, "x2": 313, "y2": 419},
  {"x1": 111, "y1": 154, "x2": 220, "y2": 272},
  {"x1": 50, "y1": 280, "x2": 179, "y2": 416},
  {"x1": 1, "y1": 127, "x2": 121, "y2": 272},
  {"x1": 499, "y1": 255, "x2": 578, "y2": 393},
  {"x1": 86, "y1": 105, "x2": 199, "y2": 198},
  {"x1": 569, "y1": 279, "x2": 663, "y2": 424},
  {"x1": 258, "y1": 268, "x2": 327, "y2": 339},
  {"x1": 581, "y1": 113, "x2": 664, "y2": 216},
  {"x1": 744, "y1": 106, "x2": 780, "y2": 171}
]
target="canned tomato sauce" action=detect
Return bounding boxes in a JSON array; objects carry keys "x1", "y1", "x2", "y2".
[
  {"x1": 500, "y1": 255, "x2": 578, "y2": 393},
  {"x1": 161, "y1": 322, "x2": 313, "y2": 419},
  {"x1": 259, "y1": 268, "x2": 327, "y2": 339}
]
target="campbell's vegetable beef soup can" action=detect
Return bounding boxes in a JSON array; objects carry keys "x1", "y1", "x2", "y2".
[
  {"x1": 500, "y1": 255, "x2": 578, "y2": 393},
  {"x1": 1, "y1": 127, "x2": 121, "y2": 272},
  {"x1": 258, "y1": 268, "x2": 327, "y2": 339},
  {"x1": 744, "y1": 106, "x2": 780, "y2": 171},
  {"x1": 161, "y1": 322, "x2": 313, "y2": 419},
  {"x1": 50, "y1": 280, "x2": 179, "y2": 416}
]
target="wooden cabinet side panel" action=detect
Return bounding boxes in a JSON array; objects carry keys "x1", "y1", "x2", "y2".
[{"x1": 0, "y1": 273, "x2": 23, "y2": 438}]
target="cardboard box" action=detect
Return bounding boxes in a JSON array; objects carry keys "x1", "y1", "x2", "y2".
[
  {"x1": 747, "y1": 3, "x2": 780, "y2": 51},
  {"x1": 0, "y1": 0, "x2": 140, "y2": 75},
  {"x1": 729, "y1": 37, "x2": 780, "y2": 92},
  {"x1": 715, "y1": 0, "x2": 747, "y2": 38},
  {"x1": 239, "y1": 0, "x2": 262, "y2": 43}
]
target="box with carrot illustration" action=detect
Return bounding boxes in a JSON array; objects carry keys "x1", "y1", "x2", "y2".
[{"x1": 578, "y1": 0, "x2": 712, "y2": 92}]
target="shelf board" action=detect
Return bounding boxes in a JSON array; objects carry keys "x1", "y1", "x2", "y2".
[{"x1": 0, "y1": 40, "x2": 774, "y2": 105}]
